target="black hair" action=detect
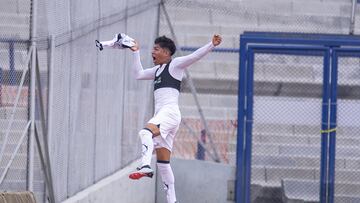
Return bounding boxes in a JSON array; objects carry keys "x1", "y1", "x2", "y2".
[{"x1": 154, "y1": 36, "x2": 176, "y2": 56}]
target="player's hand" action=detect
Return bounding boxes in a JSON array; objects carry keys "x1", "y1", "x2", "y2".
[
  {"x1": 212, "y1": 34, "x2": 222, "y2": 46},
  {"x1": 130, "y1": 40, "x2": 139, "y2": 51}
]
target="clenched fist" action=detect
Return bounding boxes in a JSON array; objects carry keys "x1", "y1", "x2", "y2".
[{"x1": 212, "y1": 34, "x2": 222, "y2": 46}]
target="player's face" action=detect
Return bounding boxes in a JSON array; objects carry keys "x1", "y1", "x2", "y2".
[{"x1": 152, "y1": 44, "x2": 170, "y2": 65}]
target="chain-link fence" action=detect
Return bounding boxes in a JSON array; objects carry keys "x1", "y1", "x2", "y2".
[
  {"x1": 237, "y1": 33, "x2": 360, "y2": 202},
  {"x1": 42, "y1": 0, "x2": 160, "y2": 201},
  {"x1": 159, "y1": 1, "x2": 360, "y2": 202},
  {"x1": 2, "y1": 0, "x2": 161, "y2": 202},
  {"x1": 334, "y1": 56, "x2": 360, "y2": 201},
  {"x1": 1, "y1": 0, "x2": 360, "y2": 202},
  {"x1": 251, "y1": 53, "x2": 325, "y2": 202},
  {"x1": 0, "y1": 0, "x2": 36, "y2": 200},
  {"x1": 159, "y1": 0, "x2": 360, "y2": 166}
]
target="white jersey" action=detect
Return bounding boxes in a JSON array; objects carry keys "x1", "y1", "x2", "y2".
[{"x1": 132, "y1": 42, "x2": 214, "y2": 113}]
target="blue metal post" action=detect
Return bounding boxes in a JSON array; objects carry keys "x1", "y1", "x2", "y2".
[
  {"x1": 327, "y1": 51, "x2": 338, "y2": 203},
  {"x1": 241, "y1": 32, "x2": 360, "y2": 47},
  {"x1": 319, "y1": 49, "x2": 331, "y2": 203},
  {"x1": 244, "y1": 49, "x2": 255, "y2": 203},
  {"x1": 236, "y1": 39, "x2": 247, "y2": 203},
  {"x1": 235, "y1": 32, "x2": 360, "y2": 203}
]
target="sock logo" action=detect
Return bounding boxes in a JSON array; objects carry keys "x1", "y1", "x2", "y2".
[
  {"x1": 163, "y1": 182, "x2": 169, "y2": 191},
  {"x1": 142, "y1": 144, "x2": 148, "y2": 155}
]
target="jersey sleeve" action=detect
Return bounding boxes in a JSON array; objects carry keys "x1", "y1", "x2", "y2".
[
  {"x1": 171, "y1": 42, "x2": 214, "y2": 70},
  {"x1": 132, "y1": 50, "x2": 158, "y2": 80},
  {"x1": 169, "y1": 42, "x2": 214, "y2": 80}
]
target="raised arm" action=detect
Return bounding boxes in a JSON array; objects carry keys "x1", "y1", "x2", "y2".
[
  {"x1": 171, "y1": 42, "x2": 213, "y2": 70},
  {"x1": 131, "y1": 41, "x2": 157, "y2": 80},
  {"x1": 132, "y1": 50, "x2": 157, "y2": 80},
  {"x1": 171, "y1": 34, "x2": 222, "y2": 70}
]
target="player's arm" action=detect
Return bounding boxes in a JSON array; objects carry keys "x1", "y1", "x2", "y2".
[
  {"x1": 131, "y1": 41, "x2": 157, "y2": 80},
  {"x1": 172, "y1": 34, "x2": 222, "y2": 70}
]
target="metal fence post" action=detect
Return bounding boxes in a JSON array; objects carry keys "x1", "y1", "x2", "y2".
[
  {"x1": 28, "y1": 0, "x2": 38, "y2": 191},
  {"x1": 236, "y1": 38, "x2": 247, "y2": 203},
  {"x1": 350, "y1": 0, "x2": 357, "y2": 35},
  {"x1": 244, "y1": 49, "x2": 255, "y2": 203},
  {"x1": 327, "y1": 50, "x2": 338, "y2": 203},
  {"x1": 319, "y1": 49, "x2": 331, "y2": 203}
]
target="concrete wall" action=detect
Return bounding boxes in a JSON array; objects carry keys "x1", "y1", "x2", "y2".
[
  {"x1": 62, "y1": 160, "x2": 156, "y2": 203},
  {"x1": 156, "y1": 158, "x2": 236, "y2": 203},
  {"x1": 61, "y1": 158, "x2": 236, "y2": 203}
]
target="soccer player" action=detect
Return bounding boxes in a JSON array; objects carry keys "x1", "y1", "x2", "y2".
[{"x1": 128, "y1": 34, "x2": 222, "y2": 203}]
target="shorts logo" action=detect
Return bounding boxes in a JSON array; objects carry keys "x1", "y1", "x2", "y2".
[{"x1": 163, "y1": 182, "x2": 169, "y2": 191}]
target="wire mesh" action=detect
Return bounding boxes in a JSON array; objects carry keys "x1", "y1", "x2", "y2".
[
  {"x1": 159, "y1": 0, "x2": 359, "y2": 166},
  {"x1": 41, "y1": 0, "x2": 159, "y2": 201},
  {"x1": 173, "y1": 49, "x2": 239, "y2": 164},
  {"x1": 1, "y1": 0, "x2": 360, "y2": 201},
  {"x1": 250, "y1": 53, "x2": 324, "y2": 202},
  {"x1": 162, "y1": 0, "x2": 358, "y2": 35},
  {"x1": 335, "y1": 56, "x2": 360, "y2": 201},
  {"x1": 0, "y1": 0, "x2": 33, "y2": 200}
]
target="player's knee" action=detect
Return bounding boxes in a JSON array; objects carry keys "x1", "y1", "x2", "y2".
[
  {"x1": 139, "y1": 128, "x2": 153, "y2": 138},
  {"x1": 145, "y1": 124, "x2": 160, "y2": 136}
]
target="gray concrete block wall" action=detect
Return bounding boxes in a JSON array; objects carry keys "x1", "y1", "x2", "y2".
[
  {"x1": 253, "y1": 166, "x2": 318, "y2": 188},
  {"x1": 179, "y1": 93, "x2": 237, "y2": 108},
  {"x1": 252, "y1": 154, "x2": 347, "y2": 169},
  {"x1": 0, "y1": 119, "x2": 29, "y2": 132},
  {"x1": 259, "y1": 167, "x2": 360, "y2": 196},
  {"x1": 282, "y1": 179, "x2": 360, "y2": 202},
  {"x1": 254, "y1": 132, "x2": 360, "y2": 147},
  {"x1": 0, "y1": 25, "x2": 29, "y2": 39},
  {"x1": 0, "y1": 0, "x2": 30, "y2": 39},
  {"x1": 281, "y1": 179, "x2": 319, "y2": 202},
  {"x1": 0, "y1": 107, "x2": 28, "y2": 119},
  {"x1": 60, "y1": 158, "x2": 236, "y2": 203},
  {"x1": 161, "y1": 0, "x2": 360, "y2": 97},
  {"x1": 0, "y1": 13, "x2": 29, "y2": 25},
  {"x1": 0, "y1": 105, "x2": 44, "y2": 199},
  {"x1": 163, "y1": 0, "x2": 355, "y2": 36},
  {"x1": 0, "y1": 0, "x2": 30, "y2": 14},
  {"x1": 0, "y1": 50, "x2": 28, "y2": 71}
]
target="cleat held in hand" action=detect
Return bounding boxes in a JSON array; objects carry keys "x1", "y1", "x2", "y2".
[
  {"x1": 117, "y1": 33, "x2": 136, "y2": 48},
  {"x1": 95, "y1": 33, "x2": 135, "y2": 51}
]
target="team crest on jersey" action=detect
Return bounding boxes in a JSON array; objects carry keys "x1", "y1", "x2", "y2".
[{"x1": 154, "y1": 77, "x2": 161, "y2": 85}]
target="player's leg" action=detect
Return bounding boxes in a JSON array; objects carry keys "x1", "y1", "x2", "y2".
[
  {"x1": 156, "y1": 148, "x2": 177, "y2": 203},
  {"x1": 129, "y1": 123, "x2": 160, "y2": 180},
  {"x1": 153, "y1": 108, "x2": 180, "y2": 203}
]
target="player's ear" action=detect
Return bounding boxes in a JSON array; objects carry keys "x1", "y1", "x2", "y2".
[{"x1": 163, "y1": 48, "x2": 171, "y2": 56}]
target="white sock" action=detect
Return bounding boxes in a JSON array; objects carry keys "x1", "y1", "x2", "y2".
[
  {"x1": 139, "y1": 129, "x2": 154, "y2": 167},
  {"x1": 157, "y1": 162, "x2": 176, "y2": 203}
]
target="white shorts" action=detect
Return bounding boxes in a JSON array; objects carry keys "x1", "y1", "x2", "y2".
[{"x1": 148, "y1": 105, "x2": 181, "y2": 152}]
